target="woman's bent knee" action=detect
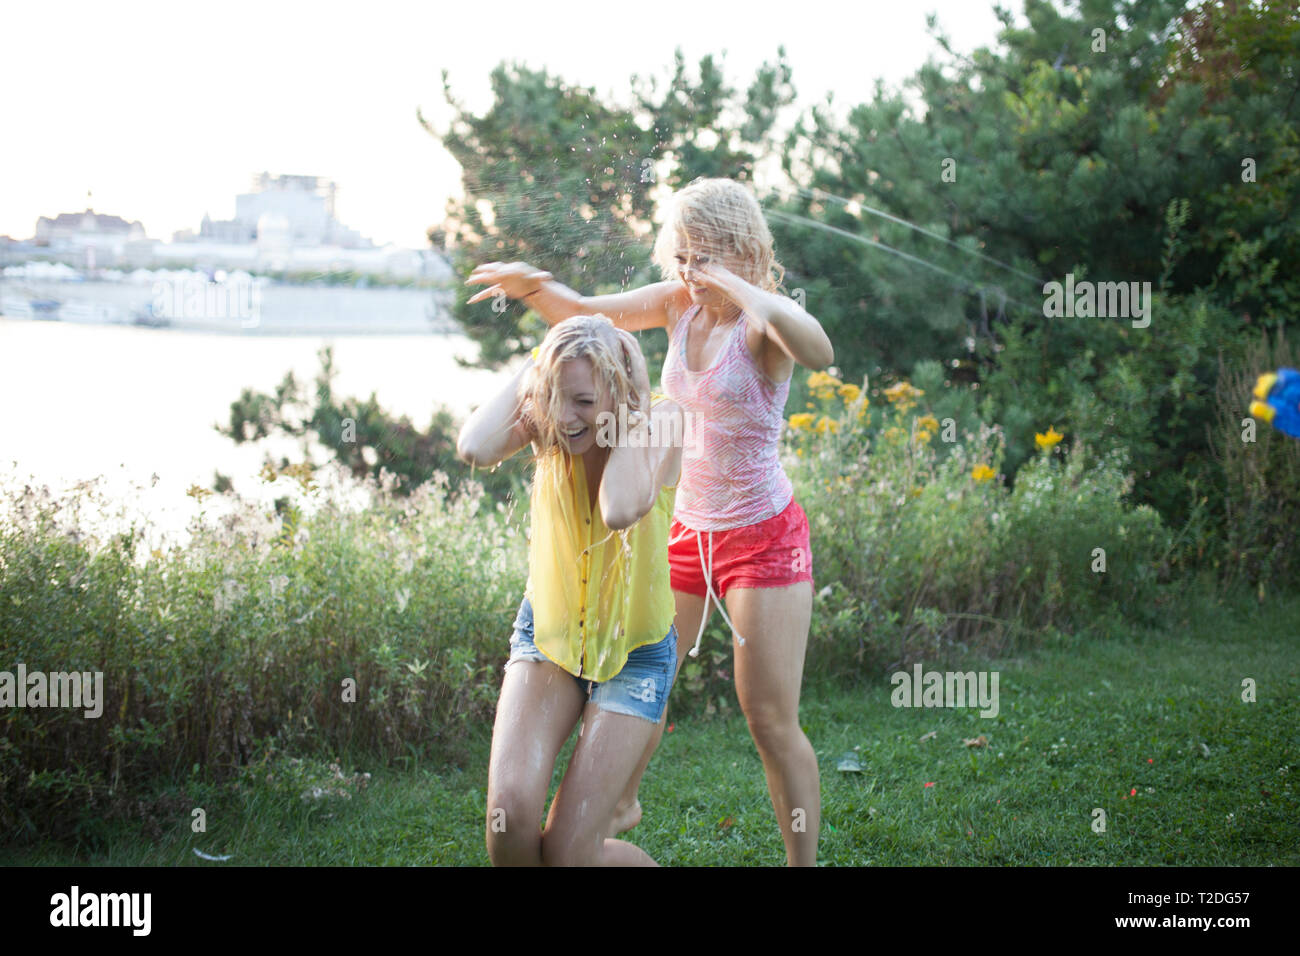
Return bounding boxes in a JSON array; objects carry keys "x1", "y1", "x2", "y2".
[{"x1": 485, "y1": 789, "x2": 543, "y2": 865}]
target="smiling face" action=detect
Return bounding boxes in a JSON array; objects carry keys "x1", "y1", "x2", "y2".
[
  {"x1": 523, "y1": 314, "x2": 633, "y2": 459},
  {"x1": 554, "y1": 356, "x2": 614, "y2": 455}
]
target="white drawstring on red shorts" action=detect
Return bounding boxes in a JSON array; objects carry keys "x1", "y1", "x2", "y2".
[{"x1": 669, "y1": 525, "x2": 746, "y2": 657}]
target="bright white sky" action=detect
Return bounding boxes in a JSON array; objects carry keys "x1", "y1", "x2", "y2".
[{"x1": 1, "y1": 0, "x2": 1010, "y2": 249}]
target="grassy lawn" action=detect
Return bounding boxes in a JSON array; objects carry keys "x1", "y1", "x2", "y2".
[{"x1": 6, "y1": 590, "x2": 1298, "y2": 866}]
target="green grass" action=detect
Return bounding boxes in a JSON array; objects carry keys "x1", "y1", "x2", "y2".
[{"x1": 5, "y1": 590, "x2": 1298, "y2": 866}]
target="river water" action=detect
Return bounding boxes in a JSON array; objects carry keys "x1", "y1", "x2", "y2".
[{"x1": 0, "y1": 279, "x2": 516, "y2": 551}]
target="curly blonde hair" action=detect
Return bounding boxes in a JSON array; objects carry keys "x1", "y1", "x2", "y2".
[
  {"x1": 652, "y1": 177, "x2": 785, "y2": 293},
  {"x1": 519, "y1": 314, "x2": 643, "y2": 457}
]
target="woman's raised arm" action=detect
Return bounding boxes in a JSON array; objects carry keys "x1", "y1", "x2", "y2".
[
  {"x1": 598, "y1": 331, "x2": 683, "y2": 530},
  {"x1": 456, "y1": 355, "x2": 534, "y2": 468},
  {"x1": 467, "y1": 262, "x2": 679, "y2": 332}
]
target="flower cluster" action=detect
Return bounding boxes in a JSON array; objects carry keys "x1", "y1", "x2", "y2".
[
  {"x1": 791, "y1": 374, "x2": 943, "y2": 456},
  {"x1": 883, "y1": 381, "x2": 925, "y2": 412},
  {"x1": 788, "y1": 369, "x2": 1071, "y2": 502},
  {"x1": 807, "y1": 371, "x2": 842, "y2": 401},
  {"x1": 789, "y1": 370, "x2": 869, "y2": 440},
  {"x1": 1035, "y1": 426, "x2": 1065, "y2": 451}
]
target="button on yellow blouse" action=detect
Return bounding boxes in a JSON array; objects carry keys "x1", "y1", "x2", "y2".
[{"x1": 523, "y1": 421, "x2": 676, "y2": 683}]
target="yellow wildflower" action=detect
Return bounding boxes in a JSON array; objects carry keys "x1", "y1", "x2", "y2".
[
  {"x1": 838, "y1": 383, "x2": 862, "y2": 403},
  {"x1": 917, "y1": 415, "x2": 940, "y2": 432},
  {"x1": 788, "y1": 413, "x2": 816, "y2": 431},
  {"x1": 883, "y1": 426, "x2": 906, "y2": 443},
  {"x1": 884, "y1": 381, "x2": 925, "y2": 404},
  {"x1": 971, "y1": 464, "x2": 995, "y2": 482},
  {"x1": 915, "y1": 429, "x2": 932, "y2": 444},
  {"x1": 1035, "y1": 426, "x2": 1064, "y2": 450},
  {"x1": 808, "y1": 370, "x2": 842, "y2": 402},
  {"x1": 814, "y1": 416, "x2": 840, "y2": 435},
  {"x1": 807, "y1": 371, "x2": 843, "y2": 390}
]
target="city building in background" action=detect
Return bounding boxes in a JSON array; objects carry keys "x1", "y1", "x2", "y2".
[
  {"x1": 7, "y1": 172, "x2": 447, "y2": 282},
  {"x1": 185, "y1": 172, "x2": 371, "y2": 249},
  {"x1": 32, "y1": 208, "x2": 149, "y2": 271}
]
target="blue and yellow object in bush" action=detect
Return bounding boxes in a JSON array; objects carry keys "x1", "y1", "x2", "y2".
[{"x1": 1250, "y1": 368, "x2": 1300, "y2": 439}]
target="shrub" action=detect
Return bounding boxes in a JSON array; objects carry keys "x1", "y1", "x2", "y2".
[
  {"x1": 1208, "y1": 328, "x2": 1300, "y2": 592},
  {"x1": 0, "y1": 462, "x2": 525, "y2": 843},
  {"x1": 785, "y1": 369, "x2": 1173, "y2": 676}
]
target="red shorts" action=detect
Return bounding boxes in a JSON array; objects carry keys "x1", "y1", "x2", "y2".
[{"x1": 668, "y1": 498, "x2": 814, "y2": 599}]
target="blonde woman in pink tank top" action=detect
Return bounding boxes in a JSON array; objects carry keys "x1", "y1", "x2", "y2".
[{"x1": 468, "y1": 177, "x2": 833, "y2": 866}]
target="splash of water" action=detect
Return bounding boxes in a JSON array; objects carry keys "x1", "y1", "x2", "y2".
[
  {"x1": 764, "y1": 208, "x2": 1036, "y2": 312},
  {"x1": 772, "y1": 184, "x2": 1045, "y2": 288}
]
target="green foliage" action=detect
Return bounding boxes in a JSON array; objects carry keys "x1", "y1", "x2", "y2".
[
  {"x1": 768, "y1": 0, "x2": 1298, "y2": 534},
  {"x1": 423, "y1": 62, "x2": 661, "y2": 367},
  {"x1": 977, "y1": 289, "x2": 1240, "y2": 524},
  {"x1": 13, "y1": 0, "x2": 1300, "y2": 849},
  {"x1": 12, "y1": 589, "x2": 1299, "y2": 866},
  {"x1": 214, "y1": 344, "x2": 526, "y2": 504},
  {"x1": 785, "y1": 368, "x2": 1173, "y2": 675},
  {"x1": 424, "y1": 50, "x2": 798, "y2": 370},
  {"x1": 1166, "y1": 0, "x2": 1300, "y2": 322},
  {"x1": 412, "y1": 1, "x2": 1297, "y2": 561},
  {"x1": 0, "y1": 464, "x2": 526, "y2": 843},
  {"x1": 1209, "y1": 328, "x2": 1300, "y2": 591}
]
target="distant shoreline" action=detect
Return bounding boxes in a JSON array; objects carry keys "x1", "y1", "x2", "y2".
[
  {"x1": 0, "y1": 274, "x2": 463, "y2": 336},
  {"x1": 0, "y1": 311, "x2": 466, "y2": 337}
]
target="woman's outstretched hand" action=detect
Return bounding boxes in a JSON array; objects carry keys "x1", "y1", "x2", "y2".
[{"x1": 466, "y1": 261, "x2": 553, "y2": 305}]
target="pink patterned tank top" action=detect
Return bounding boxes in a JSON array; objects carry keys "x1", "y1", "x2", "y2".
[{"x1": 661, "y1": 304, "x2": 793, "y2": 531}]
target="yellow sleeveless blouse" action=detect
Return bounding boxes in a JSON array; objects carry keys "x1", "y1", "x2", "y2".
[{"x1": 523, "y1": 407, "x2": 677, "y2": 683}]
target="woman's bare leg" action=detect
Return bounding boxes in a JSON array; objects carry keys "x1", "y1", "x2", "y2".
[
  {"x1": 611, "y1": 590, "x2": 710, "y2": 833},
  {"x1": 541, "y1": 702, "x2": 664, "y2": 865},
  {"x1": 726, "y1": 581, "x2": 820, "y2": 866},
  {"x1": 485, "y1": 660, "x2": 585, "y2": 865}
]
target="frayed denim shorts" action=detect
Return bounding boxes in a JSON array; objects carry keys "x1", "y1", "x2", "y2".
[{"x1": 506, "y1": 596, "x2": 677, "y2": 724}]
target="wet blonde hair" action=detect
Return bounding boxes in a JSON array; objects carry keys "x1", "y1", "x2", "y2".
[
  {"x1": 652, "y1": 177, "x2": 785, "y2": 293},
  {"x1": 519, "y1": 314, "x2": 643, "y2": 457}
]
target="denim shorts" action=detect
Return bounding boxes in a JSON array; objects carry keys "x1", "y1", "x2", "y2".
[{"x1": 506, "y1": 596, "x2": 677, "y2": 724}]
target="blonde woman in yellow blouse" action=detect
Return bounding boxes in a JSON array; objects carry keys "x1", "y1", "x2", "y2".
[{"x1": 457, "y1": 314, "x2": 685, "y2": 866}]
